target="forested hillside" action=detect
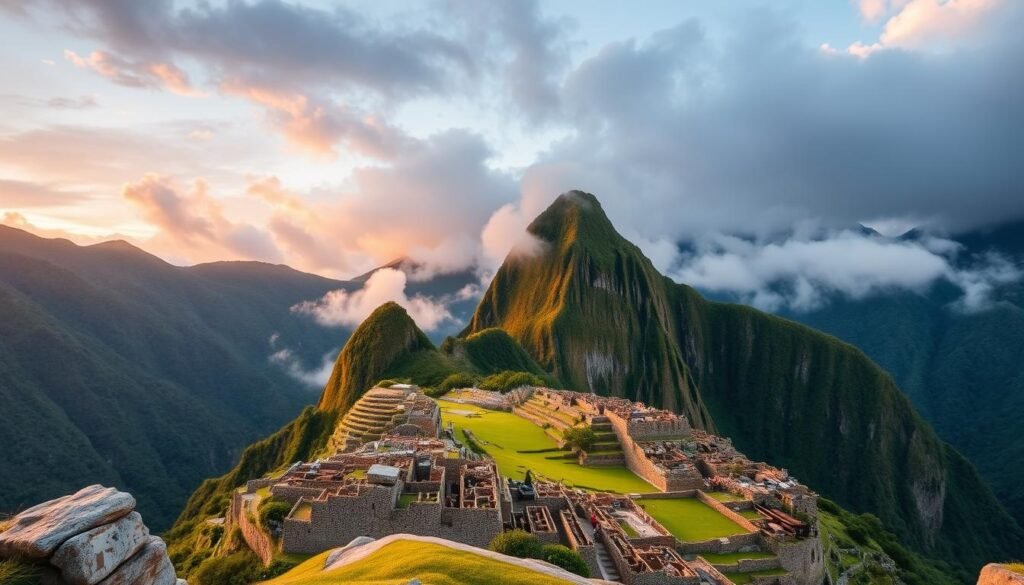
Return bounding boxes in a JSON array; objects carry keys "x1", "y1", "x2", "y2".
[{"x1": 0, "y1": 226, "x2": 347, "y2": 530}]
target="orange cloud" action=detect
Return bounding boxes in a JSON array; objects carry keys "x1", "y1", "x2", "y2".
[{"x1": 64, "y1": 49, "x2": 203, "y2": 96}]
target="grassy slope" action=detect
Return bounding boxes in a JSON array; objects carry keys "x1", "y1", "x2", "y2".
[
  {"x1": 0, "y1": 229, "x2": 349, "y2": 530},
  {"x1": 464, "y1": 191, "x2": 1024, "y2": 575},
  {"x1": 262, "y1": 541, "x2": 574, "y2": 585}
]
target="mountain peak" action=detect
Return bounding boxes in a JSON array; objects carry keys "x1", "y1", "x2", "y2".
[
  {"x1": 527, "y1": 190, "x2": 625, "y2": 257},
  {"x1": 317, "y1": 302, "x2": 434, "y2": 412}
]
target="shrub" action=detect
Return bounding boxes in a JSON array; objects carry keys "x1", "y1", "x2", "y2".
[
  {"x1": 488, "y1": 529, "x2": 543, "y2": 559},
  {"x1": 258, "y1": 498, "x2": 292, "y2": 528},
  {"x1": 375, "y1": 379, "x2": 400, "y2": 388},
  {"x1": 562, "y1": 426, "x2": 597, "y2": 452},
  {"x1": 439, "y1": 372, "x2": 479, "y2": 393},
  {"x1": 478, "y1": 371, "x2": 544, "y2": 393},
  {"x1": 192, "y1": 551, "x2": 261, "y2": 585},
  {"x1": 542, "y1": 544, "x2": 590, "y2": 577}
]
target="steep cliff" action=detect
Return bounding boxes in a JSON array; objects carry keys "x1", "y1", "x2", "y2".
[{"x1": 465, "y1": 191, "x2": 1024, "y2": 573}]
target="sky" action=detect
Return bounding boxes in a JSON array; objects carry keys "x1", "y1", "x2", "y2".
[{"x1": 1, "y1": 0, "x2": 1023, "y2": 319}]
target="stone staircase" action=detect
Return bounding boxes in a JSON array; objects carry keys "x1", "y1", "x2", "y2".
[{"x1": 594, "y1": 540, "x2": 622, "y2": 582}]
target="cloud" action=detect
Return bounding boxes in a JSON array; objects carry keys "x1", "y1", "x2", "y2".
[
  {"x1": 502, "y1": 2, "x2": 1024, "y2": 252},
  {"x1": 0, "y1": 179, "x2": 90, "y2": 207},
  {"x1": 267, "y1": 333, "x2": 337, "y2": 388},
  {"x1": 291, "y1": 268, "x2": 455, "y2": 332},
  {"x1": 24, "y1": 0, "x2": 478, "y2": 156},
  {"x1": 255, "y1": 130, "x2": 517, "y2": 277},
  {"x1": 442, "y1": 0, "x2": 572, "y2": 122},
  {"x1": 64, "y1": 49, "x2": 201, "y2": 96},
  {"x1": 122, "y1": 174, "x2": 282, "y2": 262},
  {"x1": 880, "y1": 0, "x2": 1003, "y2": 50},
  {"x1": 45, "y1": 95, "x2": 99, "y2": 109},
  {"x1": 219, "y1": 81, "x2": 409, "y2": 158},
  {"x1": 671, "y1": 229, "x2": 1022, "y2": 312}
]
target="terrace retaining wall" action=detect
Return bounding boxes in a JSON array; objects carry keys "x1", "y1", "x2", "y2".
[
  {"x1": 766, "y1": 533, "x2": 824, "y2": 585},
  {"x1": 696, "y1": 490, "x2": 760, "y2": 533}
]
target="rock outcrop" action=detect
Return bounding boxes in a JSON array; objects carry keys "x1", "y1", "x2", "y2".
[
  {"x1": 978, "y1": 564, "x2": 1024, "y2": 585},
  {"x1": 0, "y1": 485, "x2": 185, "y2": 585}
]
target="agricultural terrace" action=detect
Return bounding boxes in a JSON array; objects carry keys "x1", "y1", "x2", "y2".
[
  {"x1": 638, "y1": 498, "x2": 753, "y2": 542},
  {"x1": 263, "y1": 540, "x2": 576, "y2": 585},
  {"x1": 438, "y1": 400, "x2": 654, "y2": 493}
]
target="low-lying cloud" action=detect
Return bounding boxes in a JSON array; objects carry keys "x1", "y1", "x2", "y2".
[
  {"x1": 291, "y1": 268, "x2": 455, "y2": 332},
  {"x1": 267, "y1": 333, "x2": 337, "y2": 388},
  {"x1": 671, "y1": 230, "x2": 1022, "y2": 312}
]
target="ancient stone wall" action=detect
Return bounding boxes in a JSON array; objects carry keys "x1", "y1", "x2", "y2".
[
  {"x1": 675, "y1": 531, "x2": 762, "y2": 555},
  {"x1": 236, "y1": 499, "x2": 275, "y2": 566},
  {"x1": 281, "y1": 483, "x2": 503, "y2": 553},
  {"x1": 766, "y1": 533, "x2": 824, "y2": 585}
]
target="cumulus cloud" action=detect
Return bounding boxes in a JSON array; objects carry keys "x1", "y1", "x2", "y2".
[
  {"x1": 671, "y1": 229, "x2": 1022, "y2": 312},
  {"x1": 122, "y1": 174, "x2": 282, "y2": 262},
  {"x1": 255, "y1": 130, "x2": 517, "y2": 277},
  {"x1": 291, "y1": 268, "x2": 455, "y2": 332}
]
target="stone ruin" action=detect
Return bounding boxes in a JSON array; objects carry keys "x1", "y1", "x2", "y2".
[{"x1": 0, "y1": 485, "x2": 184, "y2": 585}]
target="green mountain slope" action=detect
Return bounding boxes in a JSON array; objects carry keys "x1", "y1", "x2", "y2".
[
  {"x1": 783, "y1": 280, "x2": 1024, "y2": 527},
  {"x1": 464, "y1": 191, "x2": 1024, "y2": 574},
  {"x1": 318, "y1": 302, "x2": 441, "y2": 411},
  {"x1": 0, "y1": 227, "x2": 348, "y2": 531}
]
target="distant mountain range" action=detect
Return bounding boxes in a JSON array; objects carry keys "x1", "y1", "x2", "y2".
[{"x1": 0, "y1": 226, "x2": 349, "y2": 530}]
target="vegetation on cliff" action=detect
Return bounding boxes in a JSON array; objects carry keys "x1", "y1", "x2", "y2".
[
  {"x1": 165, "y1": 406, "x2": 337, "y2": 577},
  {"x1": 464, "y1": 191, "x2": 1024, "y2": 574}
]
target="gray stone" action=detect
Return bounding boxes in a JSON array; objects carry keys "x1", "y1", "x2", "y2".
[
  {"x1": 174, "y1": 580, "x2": 188, "y2": 585},
  {"x1": 0, "y1": 485, "x2": 135, "y2": 559},
  {"x1": 97, "y1": 536, "x2": 173, "y2": 585},
  {"x1": 51, "y1": 512, "x2": 149, "y2": 585}
]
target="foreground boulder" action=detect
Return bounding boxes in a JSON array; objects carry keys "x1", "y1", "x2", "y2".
[
  {"x1": 0, "y1": 485, "x2": 135, "y2": 559},
  {"x1": 0, "y1": 485, "x2": 184, "y2": 585},
  {"x1": 51, "y1": 512, "x2": 149, "y2": 585}
]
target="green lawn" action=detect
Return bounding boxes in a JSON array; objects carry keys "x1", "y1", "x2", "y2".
[
  {"x1": 705, "y1": 491, "x2": 745, "y2": 503},
  {"x1": 637, "y1": 498, "x2": 752, "y2": 542},
  {"x1": 439, "y1": 401, "x2": 653, "y2": 493},
  {"x1": 262, "y1": 540, "x2": 575, "y2": 585},
  {"x1": 698, "y1": 551, "x2": 776, "y2": 565},
  {"x1": 738, "y1": 509, "x2": 764, "y2": 520},
  {"x1": 397, "y1": 494, "x2": 418, "y2": 509},
  {"x1": 723, "y1": 568, "x2": 788, "y2": 584}
]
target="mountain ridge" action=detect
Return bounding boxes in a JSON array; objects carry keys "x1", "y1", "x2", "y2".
[{"x1": 464, "y1": 190, "x2": 1024, "y2": 573}]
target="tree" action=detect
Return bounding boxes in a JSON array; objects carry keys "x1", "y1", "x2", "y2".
[
  {"x1": 562, "y1": 426, "x2": 597, "y2": 452},
  {"x1": 542, "y1": 544, "x2": 590, "y2": 577},
  {"x1": 524, "y1": 470, "x2": 534, "y2": 485},
  {"x1": 488, "y1": 529, "x2": 543, "y2": 559}
]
